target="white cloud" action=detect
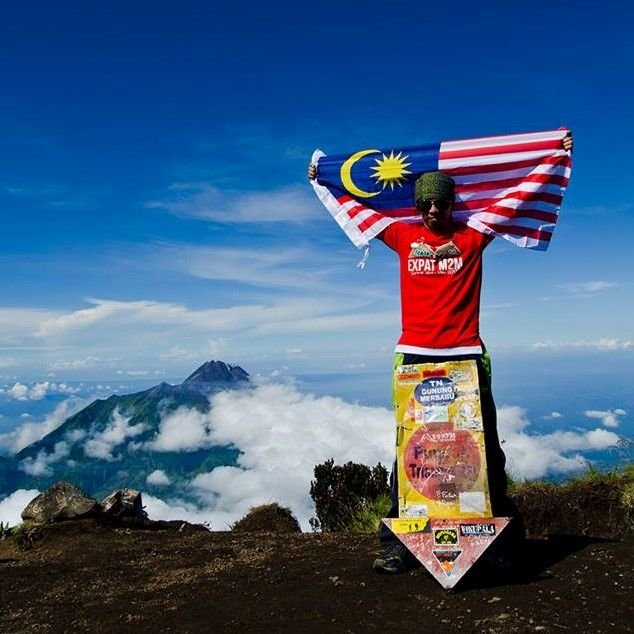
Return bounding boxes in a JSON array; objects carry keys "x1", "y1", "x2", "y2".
[
  {"x1": 0, "y1": 307, "x2": 60, "y2": 337},
  {"x1": 0, "y1": 381, "x2": 82, "y2": 401},
  {"x1": 142, "y1": 383, "x2": 393, "y2": 529},
  {"x1": 159, "y1": 346, "x2": 200, "y2": 362},
  {"x1": 498, "y1": 406, "x2": 621, "y2": 480},
  {"x1": 36, "y1": 297, "x2": 363, "y2": 339},
  {"x1": 0, "y1": 489, "x2": 40, "y2": 527},
  {"x1": 84, "y1": 409, "x2": 147, "y2": 461},
  {"x1": 146, "y1": 470, "x2": 172, "y2": 486},
  {"x1": 30, "y1": 382, "x2": 51, "y2": 400},
  {"x1": 50, "y1": 356, "x2": 118, "y2": 370},
  {"x1": 83, "y1": 409, "x2": 147, "y2": 461},
  {"x1": 146, "y1": 183, "x2": 320, "y2": 224},
  {"x1": 19, "y1": 441, "x2": 70, "y2": 476},
  {"x1": 159, "y1": 340, "x2": 225, "y2": 362},
  {"x1": 584, "y1": 408, "x2": 627, "y2": 429},
  {"x1": 149, "y1": 243, "x2": 339, "y2": 291},
  {"x1": 531, "y1": 338, "x2": 633, "y2": 351},
  {"x1": 0, "y1": 397, "x2": 87, "y2": 453},
  {"x1": 142, "y1": 494, "x2": 216, "y2": 527},
  {"x1": 542, "y1": 411, "x2": 563, "y2": 420},
  {"x1": 5, "y1": 383, "x2": 28, "y2": 400},
  {"x1": 559, "y1": 281, "x2": 619, "y2": 295},
  {"x1": 146, "y1": 407, "x2": 214, "y2": 453}
]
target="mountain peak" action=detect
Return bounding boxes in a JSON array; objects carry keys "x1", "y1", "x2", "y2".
[{"x1": 182, "y1": 360, "x2": 250, "y2": 385}]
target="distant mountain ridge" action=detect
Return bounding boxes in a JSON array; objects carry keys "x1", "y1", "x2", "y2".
[
  {"x1": 183, "y1": 360, "x2": 250, "y2": 385},
  {"x1": 0, "y1": 360, "x2": 250, "y2": 499}
]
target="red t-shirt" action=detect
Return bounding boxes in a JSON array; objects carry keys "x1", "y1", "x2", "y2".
[{"x1": 378, "y1": 221, "x2": 492, "y2": 355}]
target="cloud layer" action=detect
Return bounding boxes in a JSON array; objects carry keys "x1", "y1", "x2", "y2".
[
  {"x1": 1, "y1": 384, "x2": 625, "y2": 529},
  {"x1": 140, "y1": 385, "x2": 623, "y2": 529}
]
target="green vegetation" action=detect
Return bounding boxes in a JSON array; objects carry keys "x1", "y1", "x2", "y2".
[
  {"x1": 0, "y1": 521, "x2": 11, "y2": 539},
  {"x1": 345, "y1": 493, "x2": 392, "y2": 534},
  {"x1": 309, "y1": 460, "x2": 390, "y2": 532},
  {"x1": 11, "y1": 520, "x2": 45, "y2": 550}
]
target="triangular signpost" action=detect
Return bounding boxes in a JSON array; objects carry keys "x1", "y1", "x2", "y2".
[{"x1": 383, "y1": 360, "x2": 511, "y2": 589}]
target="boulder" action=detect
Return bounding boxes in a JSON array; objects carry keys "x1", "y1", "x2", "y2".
[
  {"x1": 100, "y1": 488, "x2": 146, "y2": 525},
  {"x1": 21, "y1": 481, "x2": 99, "y2": 523}
]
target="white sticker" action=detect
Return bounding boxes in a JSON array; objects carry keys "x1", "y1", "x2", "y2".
[{"x1": 459, "y1": 491, "x2": 486, "y2": 513}]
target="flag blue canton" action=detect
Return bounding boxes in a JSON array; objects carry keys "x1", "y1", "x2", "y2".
[{"x1": 316, "y1": 143, "x2": 440, "y2": 210}]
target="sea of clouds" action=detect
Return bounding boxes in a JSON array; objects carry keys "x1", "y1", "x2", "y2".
[{"x1": 0, "y1": 382, "x2": 626, "y2": 530}]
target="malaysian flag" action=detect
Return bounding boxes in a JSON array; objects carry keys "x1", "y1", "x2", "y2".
[{"x1": 311, "y1": 128, "x2": 572, "y2": 251}]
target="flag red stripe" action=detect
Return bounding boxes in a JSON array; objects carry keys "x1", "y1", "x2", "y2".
[
  {"x1": 357, "y1": 212, "x2": 389, "y2": 233},
  {"x1": 346, "y1": 204, "x2": 368, "y2": 219}
]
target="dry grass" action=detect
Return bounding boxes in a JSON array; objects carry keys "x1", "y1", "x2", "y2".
[
  {"x1": 510, "y1": 466, "x2": 633, "y2": 538},
  {"x1": 232, "y1": 503, "x2": 301, "y2": 533}
]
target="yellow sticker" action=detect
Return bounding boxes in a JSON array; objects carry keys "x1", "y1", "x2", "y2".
[{"x1": 390, "y1": 517, "x2": 429, "y2": 534}]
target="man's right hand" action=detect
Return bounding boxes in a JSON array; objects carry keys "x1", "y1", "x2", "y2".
[{"x1": 307, "y1": 163, "x2": 317, "y2": 181}]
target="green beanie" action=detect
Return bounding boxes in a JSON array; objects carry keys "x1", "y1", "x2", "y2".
[{"x1": 414, "y1": 172, "x2": 455, "y2": 209}]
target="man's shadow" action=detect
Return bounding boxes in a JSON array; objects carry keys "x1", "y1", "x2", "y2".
[{"x1": 458, "y1": 534, "x2": 615, "y2": 591}]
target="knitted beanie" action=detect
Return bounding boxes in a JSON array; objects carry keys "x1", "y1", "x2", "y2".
[{"x1": 414, "y1": 172, "x2": 455, "y2": 208}]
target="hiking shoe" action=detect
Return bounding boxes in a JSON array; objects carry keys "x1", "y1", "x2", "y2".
[{"x1": 373, "y1": 543, "x2": 412, "y2": 575}]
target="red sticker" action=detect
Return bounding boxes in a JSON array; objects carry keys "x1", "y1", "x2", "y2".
[{"x1": 404, "y1": 425, "x2": 481, "y2": 500}]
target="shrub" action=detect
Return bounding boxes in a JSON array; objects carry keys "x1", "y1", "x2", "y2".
[
  {"x1": 232, "y1": 503, "x2": 301, "y2": 533},
  {"x1": 0, "y1": 521, "x2": 11, "y2": 540},
  {"x1": 11, "y1": 521, "x2": 45, "y2": 550},
  {"x1": 309, "y1": 459, "x2": 390, "y2": 532}
]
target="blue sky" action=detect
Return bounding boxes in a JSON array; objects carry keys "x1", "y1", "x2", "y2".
[{"x1": 0, "y1": 2, "x2": 632, "y2": 469}]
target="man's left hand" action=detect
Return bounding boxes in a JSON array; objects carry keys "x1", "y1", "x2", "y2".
[{"x1": 563, "y1": 132, "x2": 573, "y2": 152}]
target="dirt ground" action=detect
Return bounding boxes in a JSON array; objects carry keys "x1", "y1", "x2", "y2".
[{"x1": 1, "y1": 520, "x2": 632, "y2": 633}]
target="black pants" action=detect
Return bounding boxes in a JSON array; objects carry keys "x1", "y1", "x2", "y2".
[{"x1": 379, "y1": 353, "x2": 523, "y2": 546}]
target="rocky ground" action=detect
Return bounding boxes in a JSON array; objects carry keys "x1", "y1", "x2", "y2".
[{"x1": 1, "y1": 519, "x2": 632, "y2": 633}]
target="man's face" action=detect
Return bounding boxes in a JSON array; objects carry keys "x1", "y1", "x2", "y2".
[{"x1": 418, "y1": 199, "x2": 453, "y2": 233}]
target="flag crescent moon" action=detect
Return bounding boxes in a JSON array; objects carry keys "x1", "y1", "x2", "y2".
[{"x1": 340, "y1": 149, "x2": 381, "y2": 198}]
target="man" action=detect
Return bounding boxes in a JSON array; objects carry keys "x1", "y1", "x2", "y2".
[{"x1": 307, "y1": 133, "x2": 572, "y2": 574}]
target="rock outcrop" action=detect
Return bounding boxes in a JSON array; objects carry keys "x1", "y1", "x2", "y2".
[
  {"x1": 21, "y1": 481, "x2": 99, "y2": 523},
  {"x1": 100, "y1": 488, "x2": 147, "y2": 525}
]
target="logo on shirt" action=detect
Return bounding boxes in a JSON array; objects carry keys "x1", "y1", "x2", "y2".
[
  {"x1": 408, "y1": 239, "x2": 463, "y2": 275},
  {"x1": 409, "y1": 240, "x2": 461, "y2": 260}
]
